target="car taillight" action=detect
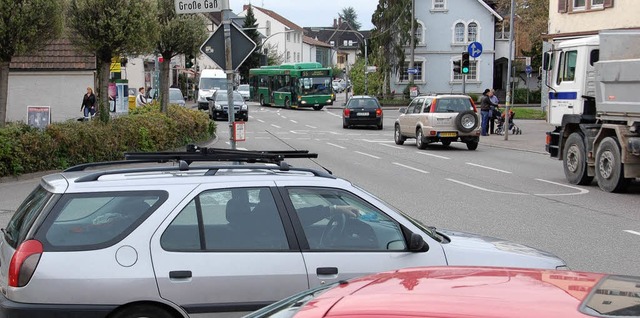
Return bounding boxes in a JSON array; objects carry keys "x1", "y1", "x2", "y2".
[
  {"x1": 9, "y1": 239, "x2": 43, "y2": 287},
  {"x1": 344, "y1": 108, "x2": 350, "y2": 117},
  {"x1": 376, "y1": 108, "x2": 382, "y2": 117}
]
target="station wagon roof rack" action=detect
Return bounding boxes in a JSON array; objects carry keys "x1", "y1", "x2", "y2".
[{"x1": 65, "y1": 145, "x2": 333, "y2": 181}]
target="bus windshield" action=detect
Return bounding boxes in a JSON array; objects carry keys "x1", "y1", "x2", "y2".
[
  {"x1": 299, "y1": 77, "x2": 332, "y2": 95},
  {"x1": 200, "y1": 78, "x2": 226, "y2": 90}
]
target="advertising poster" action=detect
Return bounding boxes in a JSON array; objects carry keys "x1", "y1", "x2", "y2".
[
  {"x1": 109, "y1": 82, "x2": 117, "y2": 112},
  {"x1": 27, "y1": 106, "x2": 51, "y2": 129}
]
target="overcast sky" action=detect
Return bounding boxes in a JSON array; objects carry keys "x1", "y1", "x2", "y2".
[{"x1": 230, "y1": 0, "x2": 377, "y2": 30}]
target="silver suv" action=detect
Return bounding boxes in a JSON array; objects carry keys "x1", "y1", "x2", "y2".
[
  {"x1": 0, "y1": 147, "x2": 566, "y2": 318},
  {"x1": 395, "y1": 94, "x2": 480, "y2": 150}
]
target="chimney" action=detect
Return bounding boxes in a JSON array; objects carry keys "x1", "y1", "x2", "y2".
[
  {"x1": 338, "y1": 17, "x2": 342, "y2": 26},
  {"x1": 243, "y1": 4, "x2": 251, "y2": 11},
  {"x1": 333, "y1": 19, "x2": 337, "y2": 28}
]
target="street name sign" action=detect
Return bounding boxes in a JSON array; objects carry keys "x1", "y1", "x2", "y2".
[
  {"x1": 468, "y1": 42, "x2": 483, "y2": 58},
  {"x1": 200, "y1": 23, "x2": 257, "y2": 71},
  {"x1": 407, "y1": 68, "x2": 418, "y2": 74},
  {"x1": 175, "y1": 0, "x2": 229, "y2": 14}
]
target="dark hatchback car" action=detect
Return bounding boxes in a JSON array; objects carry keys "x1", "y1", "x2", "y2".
[
  {"x1": 208, "y1": 90, "x2": 249, "y2": 121},
  {"x1": 343, "y1": 96, "x2": 383, "y2": 130}
]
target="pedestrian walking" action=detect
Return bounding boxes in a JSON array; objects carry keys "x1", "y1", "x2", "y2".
[
  {"x1": 489, "y1": 89, "x2": 501, "y2": 134},
  {"x1": 81, "y1": 87, "x2": 96, "y2": 120},
  {"x1": 136, "y1": 87, "x2": 148, "y2": 107},
  {"x1": 479, "y1": 89, "x2": 498, "y2": 136}
]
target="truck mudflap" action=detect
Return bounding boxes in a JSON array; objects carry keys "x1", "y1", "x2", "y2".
[
  {"x1": 546, "y1": 127, "x2": 562, "y2": 158},
  {"x1": 629, "y1": 137, "x2": 640, "y2": 156}
]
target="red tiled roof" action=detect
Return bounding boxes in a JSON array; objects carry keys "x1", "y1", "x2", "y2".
[
  {"x1": 244, "y1": 4, "x2": 303, "y2": 31},
  {"x1": 10, "y1": 38, "x2": 95, "y2": 71},
  {"x1": 303, "y1": 36, "x2": 332, "y2": 48}
]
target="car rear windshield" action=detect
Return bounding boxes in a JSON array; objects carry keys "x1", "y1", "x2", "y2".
[
  {"x1": 348, "y1": 99, "x2": 380, "y2": 110},
  {"x1": 36, "y1": 191, "x2": 167, "y2": 251},
  {"x1": 4, "y1": 185, "x2": 54, "y2": 248},
  {"x1": 435, "y1": 98, "x2": 473, "y2": 113},
  {"x1": 216, "y1": 92, "x2": 244, "y2": 102}
]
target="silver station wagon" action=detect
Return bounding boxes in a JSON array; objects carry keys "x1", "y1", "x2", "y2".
[{"x1": 0, "y1": 147, "x2": 567, "y2": 318}]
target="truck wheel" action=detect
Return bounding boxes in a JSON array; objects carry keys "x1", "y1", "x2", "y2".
[
  {"x1": 416, "y1": 128, "x2": 427, "y2": 149},
  {"x1": 563, "y1": 132, "x2": 593, "y2": 185},
  {"x1": 595, "y1": 137, "x2": 630, "y2": 193},
  {"x1": 394, "y1": 124, "x2": 406, "y2": 145}
]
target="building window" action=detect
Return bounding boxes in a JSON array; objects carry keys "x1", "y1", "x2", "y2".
[
  {"x1": 286, "y1": 51, "x2": 291, "y2": 62},
  {"x1": 287, "y1": 32, "x2": 291, "y2": 42},
  {"x1": 266, "y1": 21, "x2": 271, "y2": 36},
  {"x1": 468, "y1": 22, "x2": 478, "y2": 42},
  {"x1": 399, "y1": 61, "x2": 424, "y2": 82},
  {"x1": 433, "y1": 0, "x2": 446, "y2": 10},
  {"x1": 455, "y1": 23, "x2": 465, "y2": 43},
  {"x1": 453, "y1": 60, "x2": 477, "y2": 80},
  {"x1": 591, "y1": 0, "x2": 604, "y2": 5},
  {"x1": 415, "y1": 21, "x2": 424, "y2": 45},
  {"x1": 338, "y1": 55, "x2": 345, "y2": 64},
  {"x1": 330, "y1": 40, "x2": 335, "y2": 47},
  {"x1": 574, "y1": 0, "x2": 586, "y2": 9}
]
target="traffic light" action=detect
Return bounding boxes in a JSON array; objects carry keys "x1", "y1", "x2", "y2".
[
  {"x1": 453, "y1": 60, "x2": 461, "y2": 74},
  {"x1": 185, "y1": 55, "x2": 195, "y2": 69},
  {"x1": 461, "y1": 52, "x2": 470, "y2": 74}
]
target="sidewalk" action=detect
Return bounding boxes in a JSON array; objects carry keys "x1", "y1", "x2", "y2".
[{"x1": 479, "y1": 119, "x2": 554, "y2": 154}]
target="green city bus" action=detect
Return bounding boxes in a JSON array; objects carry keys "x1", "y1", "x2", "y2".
[{"x1": 248, "y1": 62, "x2": 334, "y2": 110}]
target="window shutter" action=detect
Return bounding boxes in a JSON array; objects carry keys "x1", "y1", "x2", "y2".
[
  {"x1": 558, "y1": 0, "x2": 568, "y2": 12},
  {"x1": 603, "y1": 0, "x2": 613, "y2": 8}
]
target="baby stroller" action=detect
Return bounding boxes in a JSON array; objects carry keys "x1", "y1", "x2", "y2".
[{"x1": 495, "y1": 110, "x2": 522, "y2": 135}]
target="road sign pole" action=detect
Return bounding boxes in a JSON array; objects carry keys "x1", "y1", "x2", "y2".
[
  {"x1": 223, "y1": 9, "x2": 236, "y2": 150},
  {"x1": 462, "y1": 75, "x2": 466, "y2": 95}
]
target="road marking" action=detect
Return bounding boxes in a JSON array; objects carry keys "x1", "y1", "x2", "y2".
[
  {"x1": 326, "y1": 112, "x2": 341, "y2": 118},
  {"x1": 256, "y1": 119, "x2": 265, "y2": 123},
  {"x1": 466, "y1": 163, "x2": 512, "y2": 174},
  {"x1": 281, "y1": 116, "x2": 287, "y2": 119},
  {"x1": 306, "y1": 125, "x2": 317, "y2": 129},
  {"x1": 327, "y1": 143, "x2": 346, "y2": 149},
  {"x1": 290, "y1": 120, "x2": 298, "y2": 124},
  {"x1": 624, "y1": 230, "x2": 640, "y2": 237},
  {"x1": 271, "y1": 124, "x2": 282, "y2": 129},
  {"x1": 363, "y1": 139, "x2": 395, "y2": 143},
  {"x1": 255, "y1": 137, "x2": 270, "y2": 139},
  {"x1": 380, "y1": 144, "x2": 404, "y2": 150},
  {"x1": 393, "y1": 162, "x2": 429, "y2": 174},
  {"x1": 416, "y1": 151, "x2": 451, "y2": 160},
  {"x1": 447, "y1": 179, "x2": 527, "y2": 195},
  {"x1": 355, "y1": 151, "x2": 380, "y2": 159},
  {"x1": 237, "y1": 147, "x2": 248, "y2": 151},
  {"x1": 290, "y1": 130, "x2": 307, "y2": 135},
  {"x1": 534, "y1": 179, "x2": 589, "y2": 196}
]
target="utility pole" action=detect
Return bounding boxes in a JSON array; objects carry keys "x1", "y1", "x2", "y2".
[
  {"x1": 504, "y1": 0, "x2": 515, "y2": 141},
  {"x1": 408, "y1": 0, "x2": 415, "y2": 83},
  {"x1": 364, "y1": 38, "x2": 368, "y2": 95},
  {"x1": 223, "y1": 8, "x2": 236, "y2": 150}
]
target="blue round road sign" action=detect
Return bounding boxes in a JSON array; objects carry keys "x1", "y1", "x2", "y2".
[
  {"x1": 468, "y1": 42, "x2": 483, "y2": 58},
  {"x1": 525, "y1": 65, "x2": 532, "y2": 74}
]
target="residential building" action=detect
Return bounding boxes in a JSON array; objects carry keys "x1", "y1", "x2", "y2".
[
  {"x1": 304, "y1": 19, "x2": 368, "y2": 74},
  {"x1": 238, "y1": 5, "x2": 305, "y2": 64},
  {"x1": 302, "y1": 36, "x2": 333, "y2": 67},
  {"x1": 392, "y1": 0, "x2": 502, "y2": 96},
  {"x1": 7, "y1": 39, "x2": 95, "y2": 123},
  {"x1": 548, "y1": 0, "x2": 638, "y2": 39}
]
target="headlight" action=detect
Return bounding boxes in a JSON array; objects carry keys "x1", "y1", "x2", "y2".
[
  {"x1": 214, "y1": 104, "x2": 222, "y2": 110},
  {"x1": 301, "y1": 101, "x2": 307, "y2": 104},
  {"x1": 242, "y1": 104, "x2": 248, "y2": 110}
]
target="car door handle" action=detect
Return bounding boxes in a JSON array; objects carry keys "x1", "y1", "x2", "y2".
[
  {"x1": 169, "y1": 271, "x2": 192, "y2": 279},
  {"x1": 317, "y1": 267, "x2": 338, "y2": 276}
]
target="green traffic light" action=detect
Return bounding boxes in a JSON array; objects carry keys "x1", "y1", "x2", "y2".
[{"x1": 462, "y1": 67, "x2": 469, "y2": 74}]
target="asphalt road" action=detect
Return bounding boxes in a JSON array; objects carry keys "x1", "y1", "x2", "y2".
[{"x1": 1, "y1": 100, "x2": 639, "y2": 277}]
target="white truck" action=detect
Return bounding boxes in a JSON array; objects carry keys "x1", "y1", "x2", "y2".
[{"x1": 544, "y1": 29, "x2": 640, "y2": 192}]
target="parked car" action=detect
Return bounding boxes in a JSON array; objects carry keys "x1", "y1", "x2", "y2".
[
  {"x1": 169, "y1": 88, "x2": 186, "y2": 107},
  {"x1": 0, "y1": 148, "x2": 566, "y2": 318},
  {"x1": 208, "y1": 90, "x2": 248, "y2": 121},
  {"x1": 237, "y1": 84, "x2": 251, "y2": 101},
  {"x1": 343, "y1": 96, "x2": 383, "y2": 130},
  {"x1": 395, "y1": 94, "x2": 480, "y2": 150},
  {"x1": 245, "y1": 266, "x2": 640, "y2": 318},
  {"x1": 332, "y1": 80, "x2": 345, "y2": 93}
]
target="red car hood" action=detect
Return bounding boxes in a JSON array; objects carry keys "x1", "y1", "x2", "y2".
[{"x1": 296, "y1": 267, "x2": 609, "y2": 318}]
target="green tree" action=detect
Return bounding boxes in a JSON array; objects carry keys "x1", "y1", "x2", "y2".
[
  {"x1": 495, "y1": 0, "x2": 549, "y2": 69},
  {"x1": 238, "y1": 6, "x2": 262, "y2": 83},
  {"x1": 340, "y1": 7, "x2": 361, "y2": 31},
  {"x1": 371, "y1": 0, "x2": 414, "y2": 98},
  {"x1": 155, "y1": 0, "x2": 207, "y2": 113},
  {"x1": 349, "y1": 58, "x2": 382, "y2": 96},
  {"x1": 264, "y1": 43, "x2": 283, "y2": 65},
  {"x1": 67, "y1": 0, "x2": 157, "y2": 122},
  {"x1": 0, "y1": 0, "x2": 64, "y2": 126}
]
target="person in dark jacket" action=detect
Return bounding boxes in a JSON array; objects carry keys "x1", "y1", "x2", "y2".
[
  {"x1": 479, "y1": 89, "x2": 498, "y2": 136},
  {"x1": 81, "y1": 87, "x2": 96, "y2": 120}
]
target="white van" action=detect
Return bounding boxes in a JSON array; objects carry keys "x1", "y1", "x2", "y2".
[{"x1": 197, "y1": 69, "x2": 227, "y2": 110}]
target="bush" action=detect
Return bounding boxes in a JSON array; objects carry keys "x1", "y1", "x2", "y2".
[
  {"x1": 0, "y1": 103, "x2": 215, "y2": 177},
  {"x1": 513, "y1": 88, "x2": 542, "y2": 104}
]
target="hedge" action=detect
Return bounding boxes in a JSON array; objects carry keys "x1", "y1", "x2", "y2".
[{"x1": 0, "y1": 103, "x2": 215, "y2": 177}]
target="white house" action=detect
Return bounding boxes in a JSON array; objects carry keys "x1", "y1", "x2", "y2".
[{"x1": 391, "y1": 0, "x2": 502, "y2": 96}]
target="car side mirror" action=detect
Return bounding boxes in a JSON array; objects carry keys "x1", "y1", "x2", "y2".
[
  {"x1": 206, "y1": 97, "x2": 213, "y2": 101},
  {"x1": 409, "y1": 233, "x2": 429, "y2": 252},
  {"x1": 399, "y1": 107, "x2": 406, "y2": 114}
]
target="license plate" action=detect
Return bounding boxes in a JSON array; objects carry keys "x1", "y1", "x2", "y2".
[
  {"x1": 357, "y1": 112, "x2": 369, "y2": 116},
  {"x1": 439, "y1": 132, "x2": 457, "y2": 137},
  {"x1": 314, "y1": 104, "x2": 320, "y2": 106}
]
